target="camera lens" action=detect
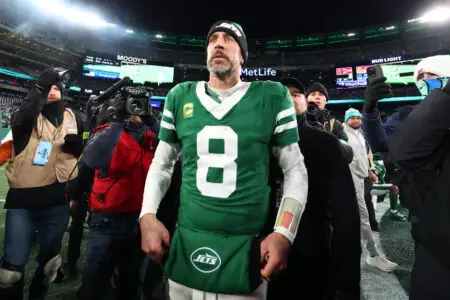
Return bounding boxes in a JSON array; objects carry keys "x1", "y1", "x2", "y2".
[
  {"x1": 128, "y1": 99, "x2": 145, "y2": 115},
  {"x1": 61, "y1": 72, "x2": 71, "y2": 84}
]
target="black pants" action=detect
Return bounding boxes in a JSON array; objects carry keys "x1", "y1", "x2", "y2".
[
  {"x1": 410, "y1": 243, "x2": 450, "y2": 300},
  {"x1": 78, "y1": 212, "x2": 144, "y2": 300},
  {"x1": 364, "y1": 177, "x2": 378, "y2": 229},
  {"x1": 268, "y1": 250, "x2": 332, "y2": 300},
  {"x1": 66, "y1": 197, "x2": 88, "y2": 266}
]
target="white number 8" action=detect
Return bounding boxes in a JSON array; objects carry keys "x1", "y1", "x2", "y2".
[{"x1": 196, "y1": 126, "x2": 237, "y2": 198}]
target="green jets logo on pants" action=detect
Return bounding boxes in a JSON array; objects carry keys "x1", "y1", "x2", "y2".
[{"x1": 190, "y1": 247, "x2": 222, "y2": 273}]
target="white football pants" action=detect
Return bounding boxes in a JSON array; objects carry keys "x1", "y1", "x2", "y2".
[{"x1": 168, "y1": 279, "x2": 267, "y2": 300}]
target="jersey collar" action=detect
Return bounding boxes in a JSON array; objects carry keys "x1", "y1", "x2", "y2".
[{"x1": 196, "y1": 81, "x2": 251, "y2": 120}]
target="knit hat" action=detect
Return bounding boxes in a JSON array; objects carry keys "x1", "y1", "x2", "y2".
[
  {"x1": 206, "y1": 20, "x2": 248, "y2": 64},
  {"x1": 55, "y1": 83, "x2": 64, "y2": 93},
  {"x1": 414, "y1": 55, "x2": 450, "y2": 82},
  {"x1": 280, "y1": 77, "x2": 305, "y2": 94},
  {"x1": 305, "y1": 82, "x2": 329, "y2": 101},
  {"x1": 345, "y1": 108, "x2": 362, "y2": 123}
]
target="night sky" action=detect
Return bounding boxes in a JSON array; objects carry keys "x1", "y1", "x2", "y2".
[{"x1": 83, "y1": 0, "x2": 441, "y2": 38}]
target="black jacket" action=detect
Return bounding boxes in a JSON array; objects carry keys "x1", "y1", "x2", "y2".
[
  {"x1": 390, "y1": 89, "x2": 450, "y2": 269},
  {"x1": 306, "y1": 113, "x2": 353, "y2": 164},
  {"x1": 268, "y1": 114, "x2": 361, "y2": 300},
  {"x1": 5, "y1": 87, "x2": 84, "y2": 209}
]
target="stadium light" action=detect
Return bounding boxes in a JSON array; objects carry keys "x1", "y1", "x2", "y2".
[
  {"x1": 408, "y1": 18, "x2": 420, "y2": 23},
  {"x1": 155, "y1": 34, "x2": 163, "y2": 39},
  {"x1": 420, "y1": 7, "x2": 450, "y2": 23},
  {"x1": 34, "y1": 0, "x2": 114, "y2": 29},
  {"x1": 347, "y1": 32, "x2": 356, "y2": 37},
  {"x1": 65, "y1": 9, "x2": 110, "y2": 28},
  {"x1": 126, "y1": 29, "x2": 134, "y2": 34},
  {"x1": 34, "y1": 0, "x2": 65, "y2": 13}
]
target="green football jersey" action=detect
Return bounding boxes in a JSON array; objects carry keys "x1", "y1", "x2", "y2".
[
  {"x1": 374, "y1": 160, "x2": 386, "y2": 184},
  {"x1": 160, "y1": 81, "x2": 299, "y2": 235}
]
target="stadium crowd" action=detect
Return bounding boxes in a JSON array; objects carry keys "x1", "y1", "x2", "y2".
[{"x1": 0, "y1": 11, "x2": 449, "y2": 300}]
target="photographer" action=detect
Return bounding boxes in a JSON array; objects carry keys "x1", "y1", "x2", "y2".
[
  {"x1": 78, "y1": 87, "x2": 158, "y2": 300},
  {"x1": 362, "y1": 56, "x2": 450, "y2": 241},
  {"x1": 0, "y1": 68, "x2": 84, "y2": 300},
  {"x1": 306, "y1": 82, "x2": 348, "y2": 142},
  {"x1": 389, "y1": 77, "x2": 450, "y2": 299}
]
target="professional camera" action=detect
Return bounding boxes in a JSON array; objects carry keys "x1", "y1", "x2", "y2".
[
  {"x1": 306, "y1": 101, "x2": 319, "y2": 116},
  {"x1": 86, "y1": 77, "x2": 154, "y2": 129},
  {"x1": 53, "y1": 67, "x2": 72, "y2": 85},
  {"x1": 306, "y1": 101, "x2": 331, "y2": 124},
  {"x1": 107, "y1": 85, "x2": 153, "y2": 122},
  {"x1": 122, "y1": 85, "x2": 153, "y2": 116}
]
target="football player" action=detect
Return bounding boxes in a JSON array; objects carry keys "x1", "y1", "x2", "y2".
[{"x1": 139, "y1": 20, "x2": 308, "y2": 299}]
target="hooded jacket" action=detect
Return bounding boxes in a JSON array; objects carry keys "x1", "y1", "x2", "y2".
[{"x1": 343, "y1": 123, "x2": 369, "y2": 180}]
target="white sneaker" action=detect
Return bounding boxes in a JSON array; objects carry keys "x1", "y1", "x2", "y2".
[{"x1": 366, "y1": 255, "x2": 398, "y2": 272}]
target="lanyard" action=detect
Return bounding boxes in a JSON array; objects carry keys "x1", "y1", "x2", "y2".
[{"x1": 36, "y1": 113, "x2": 64, "y2": 142}]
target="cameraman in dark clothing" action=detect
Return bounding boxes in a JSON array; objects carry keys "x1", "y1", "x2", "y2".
[
  {"x1": 0, "y1": 68, "x2": 84, "y2": 300},
  {"x1": 268, "y1": 78, "x2": 361, "y2": 300},
  {"x1": 390, "y1": 78, "x2": 450, "y2": 300},
  {"x1": 78, "y1": 89, "x2": 158, "y2": 300},
  {"x1": 306, "y1": 82, "x2": 348, "y2": 142},
  {"x1": 57, "y1": 104, "x2": 108, "y2": 282}
]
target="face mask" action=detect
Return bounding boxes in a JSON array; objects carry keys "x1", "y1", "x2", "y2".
[{"x1": 416, "y1": 77, "x2": 449, "y2": 96}]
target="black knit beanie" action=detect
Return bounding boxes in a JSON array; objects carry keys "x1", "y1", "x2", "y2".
[
  {"x1": 206, "y1": 20, "x2": 248, "y2": 64},
  {"x1": 280, "y1": 77, "x2": 305, "y2": 94},
  {"x1": 305, "y1": 82, "x2": 329, "y2": 101}
]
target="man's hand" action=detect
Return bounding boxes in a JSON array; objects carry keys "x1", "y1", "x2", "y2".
[
  {"x1": 260, "y1": 232, "x2": 291, "y2": 281},
  {"x1": 140, "y1": 213, "x2": 170, "y2": 264},
  {"x1": 363, "y1": 77, "x2": 393, "y2": 113},
  {"x1": 69, "y1": 200, "x2": 78, "y2": 214},
  {"x1": 62, "y1": 134, "x2": 84, "y2": 158},
  {"x1": 36, "y1": 68, "x2": 61, "y2": 93},
  {"x1": 369, "y1": 173, "x2": 378, "y2": 184}
]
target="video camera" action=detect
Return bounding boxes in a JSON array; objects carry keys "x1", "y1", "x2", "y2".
[
  {"x1": 53, "y1": 67, "x2": 72, "y2": 85},
  {"x1": 86, "y1": 77, "x2": 153, "y2": 130},
  {"x1": 306, "y1": 101, "x2": 332, "y2": 126}
]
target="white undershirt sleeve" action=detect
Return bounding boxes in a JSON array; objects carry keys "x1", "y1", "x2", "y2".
[
  {"x1": 272, "y1": 143, "x2": 309, "y2": 243},
  {"x1": 139, "y1": 140, "x2": 182, "y2": 220}
]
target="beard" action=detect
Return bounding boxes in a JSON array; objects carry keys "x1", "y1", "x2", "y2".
[
  {"x1": 349, "y1": 123, "x2": 361, "y2": 130},
  {"x1": 207, "y1": 54, "x2": 239, "y2": 77},
  {"x1": 207, "y1": 60, "x2": 232, "y2": 76}
]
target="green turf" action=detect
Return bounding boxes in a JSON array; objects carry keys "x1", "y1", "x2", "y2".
[
  {"x1": 380, "y1": 206, "x2": 414, "y2": 295},
  {"x1": 0, "y1": 167, "x2": 88, "y2": 299}
]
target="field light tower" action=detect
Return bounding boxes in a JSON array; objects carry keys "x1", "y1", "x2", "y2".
[{"x1": 420, "y1": 6, "x2": 450, "y2": 23}]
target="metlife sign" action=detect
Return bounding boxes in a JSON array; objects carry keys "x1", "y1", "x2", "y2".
[
  {"x1": 241, "y1": 68, "x2": 277, "y2": 77},
  {"x1": 371, "y1": 56, "x2": 402, "y2": 64},
  {"x1": 116, "y1": 55, "x2": 148, "y2": 65}
]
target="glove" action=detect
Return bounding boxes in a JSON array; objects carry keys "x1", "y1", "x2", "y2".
[
  {"x1": 443, "y1": 78, "x2": 450, "y2": 94},
  {"x1": 62, "y1": 134, "x2": 83, "y2": 158},
  {"x1": 36, "y1": 68, "x2": 61, "y2": 93},
  {"x1": 363, "y1": 77, "x2": 393, "y2": 113},
  {"x1": 106, "y1": 94, "x2": 126, "y2": 122}
]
